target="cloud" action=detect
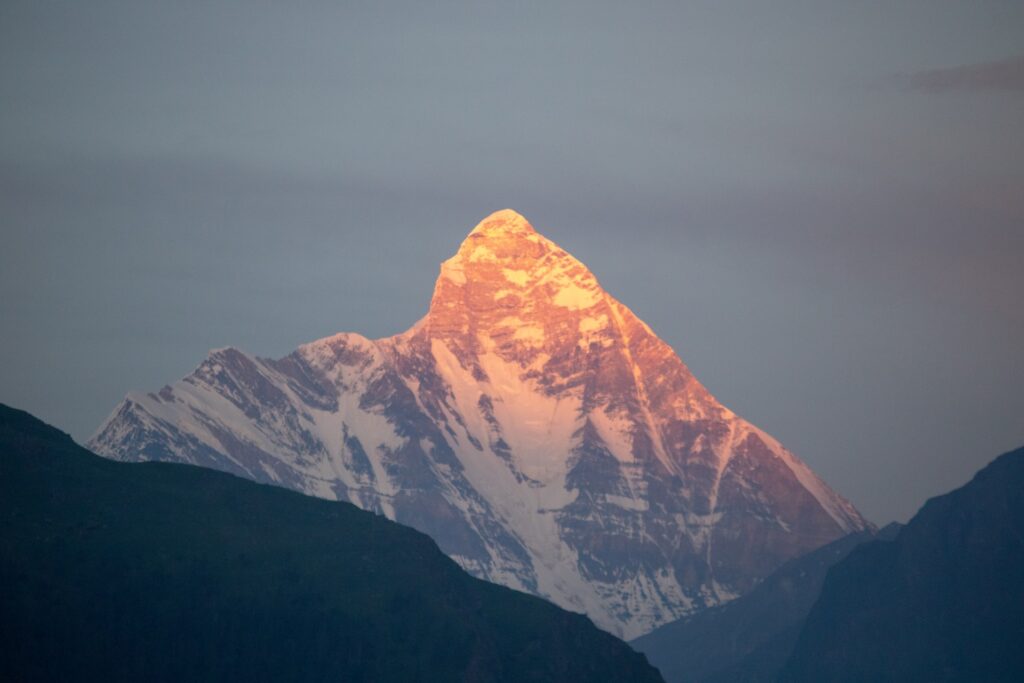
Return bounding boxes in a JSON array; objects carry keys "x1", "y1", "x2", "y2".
[{"x1": 906, "y1": 54, "x2": 1024, "y2": 93}]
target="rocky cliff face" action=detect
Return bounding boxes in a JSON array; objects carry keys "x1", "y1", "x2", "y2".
[{"x1": 91, "y1": 209, "x2": 868, "y2": 638}]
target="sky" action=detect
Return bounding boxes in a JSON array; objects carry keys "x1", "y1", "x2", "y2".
[{"x1": 1, "y1": 1, "x2": 1021, "y2": 524}]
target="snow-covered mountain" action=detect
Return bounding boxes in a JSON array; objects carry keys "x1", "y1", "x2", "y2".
[{"x1": 91, "y1": 209, "x2": 868, "y2": 638}]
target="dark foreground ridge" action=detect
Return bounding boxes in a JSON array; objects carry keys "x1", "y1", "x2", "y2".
[
  {"x1": 0, "y1": 404, "x2": 663, "y2": 683},
  {"x1": 779, "y1": 445, "x2": 1024, "y2": 682},
  {"x1": 631, "y1": 526, "x2": 896, "y2": 683}
]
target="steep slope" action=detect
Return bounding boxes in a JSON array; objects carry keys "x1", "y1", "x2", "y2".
[
  {"x1": 632, "y1": 526, "x2": 899, "y2": 683},
  {"x1": 0, "y1": 403, "x2": 663, "y2": 683},
  {"x1": 779, "y1": 446, "x2": 1024, "y2": 682},
  {"x1": 91, "y1": 209, "x2": 868, "y2": 638}
]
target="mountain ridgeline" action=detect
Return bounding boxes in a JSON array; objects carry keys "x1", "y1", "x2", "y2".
[
  {"x1": 778, "y1": 445, "x2": 1024, "y2": 682},
  {"x1": 90, "y1": 209, "x2": 868, "y2": 638},
  {"x1": 634, "y1": 444, "x2": 1024, "y2": 683},
  {"x1": 0, "y1": 404, "x2": 663, "y2": 682},
  {"x1": 631, "y1": 527, "x2": 896, "y2": 683}
]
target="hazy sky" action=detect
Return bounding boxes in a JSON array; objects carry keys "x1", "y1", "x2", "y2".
[{"x1": 2, "y1": 1, "x2": 1022, "y2": 523}]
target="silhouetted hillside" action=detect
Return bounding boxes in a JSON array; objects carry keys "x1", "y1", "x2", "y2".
[
  {"x1": 0, "y1": 404, "x2": 662, "y2": 683},
  {"x1": 632, "y1": 526, "x2": 897, "y2": 683},
  {"x1": 779, "y1": 446, "x2": 1024, "y2": 682}
]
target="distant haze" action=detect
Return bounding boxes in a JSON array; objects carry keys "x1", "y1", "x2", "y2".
[{"x1": 1, "y1": 1, "x2": 1021, "y2": 524}]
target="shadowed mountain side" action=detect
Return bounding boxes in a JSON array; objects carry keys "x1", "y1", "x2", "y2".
[
  {"x1": 631, "y1": 525, "x2": 899, "y2": 683},
  {"x1": 0, "y1": 404, "x2": 663, "y2": 683},
  {"x1": 779, "y1": 446, "x2": 1024, "y2": 683}
]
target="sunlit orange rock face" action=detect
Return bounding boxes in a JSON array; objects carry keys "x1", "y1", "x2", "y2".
[{"x1": 91, "y1": 209, "x2": 868, "y2": 638}]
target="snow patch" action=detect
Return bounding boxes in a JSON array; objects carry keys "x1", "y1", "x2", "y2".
[
  {"x1": 553, "y1": 282, "x2": 601, "y2": 310},
  {"x1": 579, "y1": 314, "x2": 608, "y2": 335},
  {"x1": 469, "y1": 244, "x2": 497, "y2": 262},
  {"x1": 502, "y1": 268, "x2": 531, "y2": 286}
]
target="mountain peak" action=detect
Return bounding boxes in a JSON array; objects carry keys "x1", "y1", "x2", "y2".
[
  {"x1": 450, "y1": 208, "x2": 547, "y2": 265},
  {"x1": 468, "y1": 208, "x2": 536, "y2": 238},
  {"x1": 437, "y1": 209, "x2": 595, "y2": 287},
  {"x1": 429, "y1": 209, "x2": 606, "y2": 342},
  {"x1": 91, "y1": 209, "x2": 869, "y2": 640}
]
